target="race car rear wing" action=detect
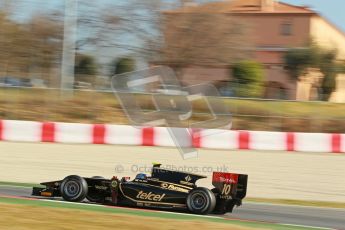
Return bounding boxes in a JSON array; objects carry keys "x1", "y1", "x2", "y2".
[{"x1": 212, "y1": 172, "x2": 248, "y2": 200}]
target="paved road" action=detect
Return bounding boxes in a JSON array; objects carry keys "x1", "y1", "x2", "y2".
[
  {"x1": 231, "y1": 203, "x2": 345, "y2": 230},
  {"x1": 1, "y1": 185, "x2": 344, "y2": 230},
  {"x1": 1, "y1": 142, "x2": 345, "y2": 202}
]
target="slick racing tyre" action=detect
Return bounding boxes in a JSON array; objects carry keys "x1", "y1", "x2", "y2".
[
  {"x1": 60, "y1": 175, "x2": 88, "y2": 202},
  {"x1": 86, "y1": 176, "x2": 105, "y2": 203},
  {"x1": 211, "y1": 188, "x2": 227, "y2": 215},
  {"x1": 186, "y1": 187, "x2": 216, "y2": 215}
]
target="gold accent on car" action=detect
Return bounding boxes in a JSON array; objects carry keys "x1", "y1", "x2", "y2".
[
  {"x1": 136, "y1": 191, "x2": 166, "y2": 201},
  {"x1": 118, "y1": 185, "x2": 186, "y2": 207}
]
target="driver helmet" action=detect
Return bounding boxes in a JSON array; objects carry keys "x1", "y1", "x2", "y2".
[{"x1": 135, "y1": 173, "x2": 147, "y2": 180}]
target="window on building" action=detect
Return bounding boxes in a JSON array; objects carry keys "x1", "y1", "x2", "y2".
[{"x1": 281, "y1": 23, "x2": 292, "y2": 36}]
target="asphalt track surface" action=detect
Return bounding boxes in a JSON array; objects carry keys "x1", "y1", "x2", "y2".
[{"x1": 1, "y1": 185, "x2": 344, "y2": 230}]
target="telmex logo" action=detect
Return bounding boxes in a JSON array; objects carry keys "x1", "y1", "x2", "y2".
[
  {"x1": 220, "y1": 177, "x2": 236, "y2": 184},
  {"x1": 137, "y1": 191, "x2": 165, "y2": 201}
]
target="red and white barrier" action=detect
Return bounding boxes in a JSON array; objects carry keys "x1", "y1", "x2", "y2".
[
  {"x1": 105, "y1": 125, "x2": 142, "y2": 145},
  {"x1": 0, "y1": 120, "x2": 343, "y2": 153},
  {"x1": 1, "y1": 120, "x2": 42, "y2": 142},
  {"x1": 195, "y1": 129, "x2": 239, "y2": 149}
]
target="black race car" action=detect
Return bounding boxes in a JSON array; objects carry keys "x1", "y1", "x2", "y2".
[{"x1": 32, "y1": 164, "x2": 248, "y2": 215}]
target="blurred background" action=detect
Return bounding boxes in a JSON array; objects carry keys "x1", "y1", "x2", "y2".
[{"x1": 0, "y1": 0, "x2": 345, "y2": 132}]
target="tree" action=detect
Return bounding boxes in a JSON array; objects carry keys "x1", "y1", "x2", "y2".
[
  {"x1": 110, "y1": 57, "x2": 136, "y2": 76},
  {"x1": 318, "y1": 50, "x2": 337, "y2": 101},
  {"x1": 284, "y1": 43, "x2": 344, "y2": 100},
  {"x1": 0, "y1": 7, "x2": 63, "y2": 83},
  {"x1": 29, "y1": 13, "x2": 63, "y2": 75},
  {"x1": 162, "y1": 13, "x2": 252, "y2": 66},
  {"x1": 76, "y1": 1, "x2": 253, "y2": 64},
  {"x1": 321, "y1": 72, "x2": 336, "y2": 101},
  {"x1": 74, "y1": 54, "x2": 98, "y2": 83},
  {"x1": 76, "y1": 1, "x2": 166, "y2": 61},
  {"x1": 232, "y1": 61, "x2": 264, "y2": 98},
  {"x1": 109, "y1": 57, "x2": 136, "y2": 90},
  {"x1": 284, "y1": 48, "x2": 312, "y2": 80}
]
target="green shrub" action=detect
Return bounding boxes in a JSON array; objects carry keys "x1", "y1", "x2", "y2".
[{"x1": 232, "y1": 60, "x2": 264, "y2": 98}]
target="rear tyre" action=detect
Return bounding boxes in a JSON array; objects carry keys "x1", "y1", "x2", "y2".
[
  {"x1": 86, "y1": 176, "x2": 105, "y2": 203},
  {"x1": 186, "y1": 187, "x2": 216, "y2": 215},
  {"x1": 211, "y1": 188, "x2": 227, "y2": 214},
  {"x1": 60, "y1": 175, "x2": 88, "y2": 202}
]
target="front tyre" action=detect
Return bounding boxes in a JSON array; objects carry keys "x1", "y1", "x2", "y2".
[
  {"x1": 60, "y1": 175, "x2": 88, "y2": 202},
  {"x1": 186, "y1": 187, "x2": 216, "y2": 215}
]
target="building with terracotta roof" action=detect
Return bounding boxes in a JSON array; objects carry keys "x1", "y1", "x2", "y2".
[{"x1": 160, "y1": 0, "x2": 345, "y2": 102}]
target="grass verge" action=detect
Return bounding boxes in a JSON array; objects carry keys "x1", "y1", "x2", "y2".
[
  {"x1": 0, "y1": 196, "x2": 326, "y2": 230},
  {"x1": 0, "y1": 203, "x2": 253, "y2": 230},
  {"x1": 1, "y1": 88, "x2": 345, "y2": 132}
]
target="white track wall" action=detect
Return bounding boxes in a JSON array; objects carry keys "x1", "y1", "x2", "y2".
[{"x1": 0, "y1": 120, "x2": 343, "y2": 153}]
